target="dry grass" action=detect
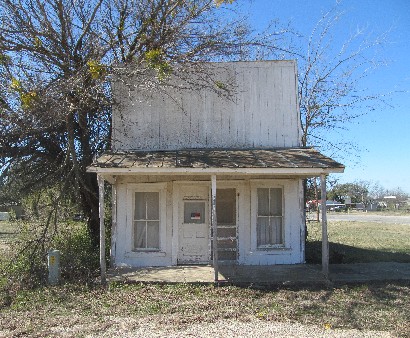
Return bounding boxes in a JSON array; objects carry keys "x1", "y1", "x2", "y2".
[
  {"x1": 0, "y1": 221, "x2": 16, "y2": 255},
  {"x1": 0, "y1": 282, "x2": 409, "y2": 337},
  {"x1": 1, "y1": 220, "x2": 409, "y2": 336}
]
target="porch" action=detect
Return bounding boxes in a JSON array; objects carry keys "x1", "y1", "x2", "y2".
[
  {"x1": 106, "y1": 262, "x2": 410, "y2": 286},
  {"x1": 107, "y1": 264, "x2": 325, "y2": 285},
  {"x1": 89, "y1": 148, "x2": 345, "y2": 283}
]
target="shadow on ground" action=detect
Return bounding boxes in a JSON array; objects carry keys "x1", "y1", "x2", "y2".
[{"x1": 306, "y1": 241, "x2": 410, "y2": 264}]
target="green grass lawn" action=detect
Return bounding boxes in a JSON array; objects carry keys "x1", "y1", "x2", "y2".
[{"x1": 306, "y1": 220, "x2": 410, "y2": 264}]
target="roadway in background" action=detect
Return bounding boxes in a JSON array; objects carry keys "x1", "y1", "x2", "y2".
[{"x1": 325, "y1": 212, "x2": 410, "y2": 224}]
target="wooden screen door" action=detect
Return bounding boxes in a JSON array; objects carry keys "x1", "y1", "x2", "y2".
[
  {"x1": 214, "y1": 188, "x2": 237, "y2": 262},
  {"x1": 178, "y1": 185, "x2": 209, "y2": 264}
]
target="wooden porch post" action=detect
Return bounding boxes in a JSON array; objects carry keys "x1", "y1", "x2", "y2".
[
  {"x1": 110, "y1": 181, "x2": 117, "y2": 268},
  {"x1": 98, "y1": 175, "x2": 106, "y2": 284},
  {"x1": 320, "y1": 174, "x2": 329, "y2": 277},
  {"x1": 211, "y1": 175, "x2": 218, "y2": 282}
]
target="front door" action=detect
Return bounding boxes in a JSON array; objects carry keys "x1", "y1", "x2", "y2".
[{"x1": 178, "y1": 185, "x2": 209, "y2": 264}]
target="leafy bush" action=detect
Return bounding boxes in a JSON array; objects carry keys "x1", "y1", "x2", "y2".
[
  {"x1": 0, "y1": 219, "x2": 105, "y2": 310},
  {"x1": 53, "y1": 223, "x2": 100, "y2": 283}
]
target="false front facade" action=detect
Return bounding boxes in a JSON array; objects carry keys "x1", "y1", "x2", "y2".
[{"x1": 88, "y1": 60, "x2": 344, "y2": 268}]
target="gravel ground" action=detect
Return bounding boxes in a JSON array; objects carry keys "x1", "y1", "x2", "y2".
[
  {"x1": 5, "y1": 316, "x2": 392, "y2": 338},
  {"x1": 97, "y1": 318, "x2": 394, "y2": 338}
]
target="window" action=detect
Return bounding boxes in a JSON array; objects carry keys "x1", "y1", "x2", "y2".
[
  {"x1": 256, "y1": 187, "x2": 283, "y2": 247},
  {"x1": 183, "y1": 201, "x2": 205, "y2": 224},
  {"x1": 134, "y1": 192, "x2": 160, "y2": 250}
]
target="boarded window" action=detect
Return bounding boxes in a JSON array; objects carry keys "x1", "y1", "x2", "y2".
[
  {"x1": 134, "y1": 192, "x2": 160, "y2": 250},
  {"x1": 257, "y1": 188, "x2": 283, "y2": 247}
]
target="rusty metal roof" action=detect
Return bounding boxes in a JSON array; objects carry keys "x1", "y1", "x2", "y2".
[{"x1": 88, "y1": 148, "x2": 344, "y2": 174}]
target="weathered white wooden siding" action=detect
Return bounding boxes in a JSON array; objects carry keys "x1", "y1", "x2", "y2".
[
  {"x1": 112, "y1": 61, "x2": 301, "y2": 151},
  {"x1": 239, "y1": 179, "x2": 305, "y2": 265},
  {"x1": 112, "y1": 176, "x2": 305, "y2": 267},
  {"x1": 114, "y1": 181, "x2": 174, "y2": 267}
]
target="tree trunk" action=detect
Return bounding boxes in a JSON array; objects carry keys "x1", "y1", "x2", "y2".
[{"x1": 80, "y1": 172, "x2": 100, "y2": 247}]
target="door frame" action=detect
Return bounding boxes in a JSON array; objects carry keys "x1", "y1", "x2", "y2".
[
  {"x1": 171, "y1": 180, "x2": 245, "y2": 265},
  {"x1": 178, "y1": 186, "x2": 209, "y2": 264},
  {"x1": 212, "y1": 180, "x2": 244, "y2": 265},
  {"x1": 172, "y1": 181, "x2": 211, "y2": 265}
]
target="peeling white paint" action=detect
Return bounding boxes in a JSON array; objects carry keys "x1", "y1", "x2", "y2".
[
  {"x1": 112, "y1": 61, "x2": 301, "y2": 151},
  {"x1": 108, "y1": 61, "x2": 310, "y2": 268},
  {"x1": 112, "y1": 176, "x2": 305, "y2": 267}
]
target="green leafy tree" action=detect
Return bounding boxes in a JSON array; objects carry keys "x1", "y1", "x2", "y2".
[{"x1": 328, "y1": 181, "x2": 370, "y2": 204}]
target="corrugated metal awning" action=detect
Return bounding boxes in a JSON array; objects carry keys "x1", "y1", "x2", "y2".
[{"x1": 87, "y1": 148, "x2": 344, "y2": 177}]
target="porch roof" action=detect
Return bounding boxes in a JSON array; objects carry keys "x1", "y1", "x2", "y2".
[{"x1": 87, "y1": 147, "x2": 344, "y2": 177}]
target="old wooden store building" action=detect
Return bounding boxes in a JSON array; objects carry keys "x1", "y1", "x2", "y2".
[{"x1": 88, "y1": 60, "x2": 344, "y2": 275}]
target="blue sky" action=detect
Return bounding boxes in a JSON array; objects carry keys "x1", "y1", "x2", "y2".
[{"x1": 236, "y1": 0, "x2": 410, "y2": 193}]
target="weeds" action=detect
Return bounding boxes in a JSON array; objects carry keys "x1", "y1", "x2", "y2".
[
  {"x1": 0, "y1": 216, "x2": 409, "y2": 336},
  {"x1": 0, "y1": 220, "x2": 101, "y2": 313},
  {"x1": 0, "y1": 282, "x2": 409, "y2": 337}
]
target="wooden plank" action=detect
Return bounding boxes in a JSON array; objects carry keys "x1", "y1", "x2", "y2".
[
  {"x1": 89, "y1": 166, "x2": 344, "y2": 175},
  {"x1": 321, "y1": 174, "x2": 329, "y2": 277},
  {"x1": 110, "y1": 182, "x2": 117, "y2": 268},
  {"x1": 211, "y1": 175, "x2": 218, "y2": 282},
  {"x1": 112, "y1": 61, "x2": 301, "y2": 151},
  {"x1": 98, "y1": 175, "x2": 106, "y2": 284}
]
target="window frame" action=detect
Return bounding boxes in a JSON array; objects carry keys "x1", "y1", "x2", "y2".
[
  {"x1": 134, "y1": 191, "x2": 160, "y2": 250},
  {"x1": 127, "y1": 183, "x2": 167, "y2": 253},
  {"x1": 251, "y1": 181, "x2": 285, "y2": 250}
]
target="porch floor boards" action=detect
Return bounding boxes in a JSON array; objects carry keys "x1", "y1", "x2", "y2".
[{"x1": 107, "y1": 262, "x2": 410, "y2": 286}]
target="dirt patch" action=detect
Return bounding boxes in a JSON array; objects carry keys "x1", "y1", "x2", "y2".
[{"x1": 17, "y1": 316, "x2": 393, "y2": 338}]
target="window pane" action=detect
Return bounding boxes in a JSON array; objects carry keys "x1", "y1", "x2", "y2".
[
  {"x1": 217, "y1": 188, "x2": 236, "y2": 225},
  {"x1": 146, "y1": 192, "x2": 159, "y2": 220},
  {"x1": 257, "y1": 216, "x2": 270, "y2": 246},
  {"x1": 184, "y1": 202, "x2": 205, "y2": 223},
  {"x1": 257, "y1": 217, "x2": 283, "y2": 247},
  {"x1": 147, "y1": 221, "x2": 159, "y2": 248},
  {"x1": 270, "y1": 188, "x2": 282, "y2": 216},
  {"x1": 270, "y1": 217, "x2": 283, "y2": 244},
  {"x1": 134, "y1": 221, "x2": 146, "y2": 249},
  {"x1": 134, "y1": 192, "x2": 146, "y2": 220},
  {"x1": 135, "y1": 192, "x2": 159, "y2": 220},
  {"x1": 257, "y1": 188, "x2": 269, "y2": 216}
]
